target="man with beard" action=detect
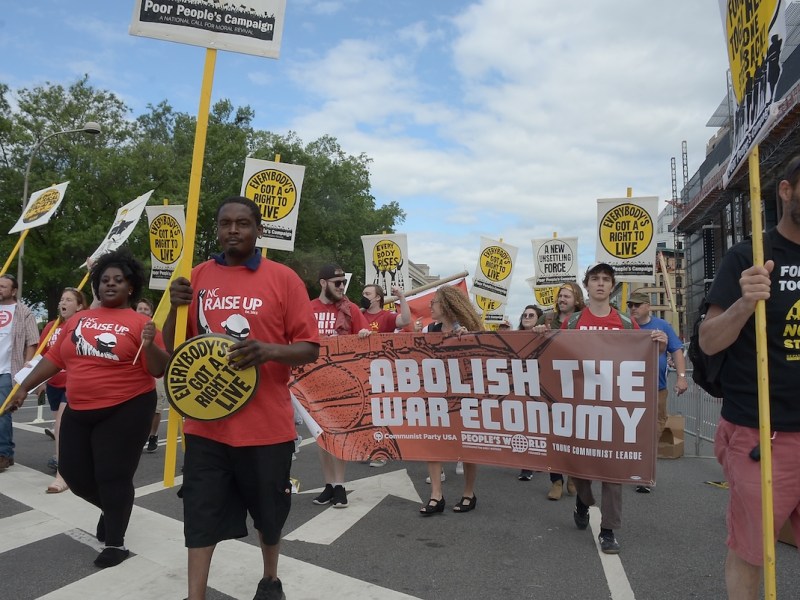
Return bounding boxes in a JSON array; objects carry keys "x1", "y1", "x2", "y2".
[
  {"x1": 0, "y1": 274, "x2": 39, "y2": 472},
  {"x1": 309, "y1": 264, "x2": 369, "y2": 507},
  {"x1": 166, "y1": 196, "x2": 320, "y2": 600},
  {"x1": 700, "y1": 156, "x2": 800, "y2": 600}
]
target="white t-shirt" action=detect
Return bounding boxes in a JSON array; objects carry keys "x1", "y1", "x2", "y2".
[{"x1": 0, "y1": 304, "x2": 17, "y2": 374}]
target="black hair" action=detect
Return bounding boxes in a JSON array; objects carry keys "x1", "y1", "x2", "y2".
[
  {"x1": 215, "y1": 196, "x2": 261, "y2": 226},
  {"x1": 90, "y1": 248, "x2": 146, "y2": 305}
]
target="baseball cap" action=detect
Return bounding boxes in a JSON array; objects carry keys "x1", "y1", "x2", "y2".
[
  {"x1": 319, "y1": 263, "x2": 345, "y2": 279},
  {"x1": 585, "y1": 262, "x2": 615, "y2": 277},
  {"x1": 628, "y1": 291, "x2": 650, "y2": 304}
]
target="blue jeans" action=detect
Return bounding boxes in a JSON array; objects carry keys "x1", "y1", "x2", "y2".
[{"x1": 0, "y1": 373, "x2": 13, "y2": 458}]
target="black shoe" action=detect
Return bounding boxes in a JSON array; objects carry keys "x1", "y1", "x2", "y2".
[
  {"x1": 518, "y1": 470, "x2": 533, "y2": 481},
  {"x1": 599, "y1": 531, "x2": 620, "y2": 554},
  {"x1": 312, "y1": 484, "x2": 334, "y2": 505},
  {"x1": 44, "y1": 428, "x2": 56, "y2": 440},
  {"x1": 96, "y1": 514, "x2": 105, "y2": 543},
  {"x1": 635, "y1": 485, "x2": 651, "y2": 494},
  {"x1": 145, "y1": 435, "x2": 158, "y2": 453},
  {"x1": 253, "y1": 576, "x2": 286, "y2": 600},
  {"x1": 574, "y1": 498, "x2": 590, "y2": 530},
  {"x1": 332, "y1": 485, "x2": 348, "y2": 508},
  {"x1": 94, "y1": 547, "x2": 130, "y2": 568},
  {"x1": 419, "y1": 497, "x2": 445, "y2": 516}
]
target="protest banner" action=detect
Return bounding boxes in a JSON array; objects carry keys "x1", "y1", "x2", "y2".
[
  {"x1": 130, "y1": 0, "x2": 287, "y2": 58},
  {"x1": 532, "y1": 236, "x2": 578, "y2": 286},
  {"x1": 146, "y1": 204, "x2": 186, "y2": 290},
  {"x1": 595, "y1": 196, "x2": 658, "y2": 282},
  {"x1": 291, "y1": 330, "x2": 658, "y2": 485},
  {"x1": 361, "y1": 234, "x2": 410, "y2": 294},
  {"x1": 472, "y1": 237, "x2": 517, "y2": 304},
  {"x1": 85, "y1": 191, "x2": 153, "y2": 265},
  {"x1": 398, "y1": 276, "x2": 469, "y2": 330},
  {"x1": 240, "y1": 157, "x2": 305, "y2": 251},
  {"x1": 9, "y1": 182, "x2": 70, "y2": 234}
]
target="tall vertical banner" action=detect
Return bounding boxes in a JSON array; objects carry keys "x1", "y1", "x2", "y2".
[
  {"x1": 472, "y1": 237, "x2": 518, "y2": 304},
  {"x1": 532, "y1": 237, "x2": 578, "y2": 286},
  {"x1": 9, "y1": 182, "x2": 70, "y2": 234},
  {"x1": 130, "y1": 0, "x2": 287, "y2": 58},
  {"x1": 595, "y1": 197, "x2": 658, "y2": 283},
  {"x1": 361, "y1": 234, "x2": 410, "y2": 293},
  {"x1": 146, "y1": 205, "x2": 186, "y2": 290},
  {"x1": 720, "y1": 0, "x2": 786, "y2": 185},
  {"x1": 86, "y1": 191, "x2": 153, "y2": 264},
  {"x1": 240, "y1": 157, "x2": 305, "y2": 251}
]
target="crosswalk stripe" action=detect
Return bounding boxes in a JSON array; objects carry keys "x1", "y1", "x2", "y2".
[{"x1": 0, "y1": 511, "x2": 70, "y2": 553}]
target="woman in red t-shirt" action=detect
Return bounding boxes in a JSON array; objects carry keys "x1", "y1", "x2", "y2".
[
  {"x1": 39, "y1": 287, "x2": 88, "y2": 494},
  {"x1": 9, "y1": 249, "x2": 169, "y2": 569}
]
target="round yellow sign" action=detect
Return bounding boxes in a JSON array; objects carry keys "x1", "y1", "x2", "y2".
[
  {"x1": 372, "y1": 239, "x2": 403, "y2": 273},
  {"x1": 244, "y1": 169, "x2": 297, "y2": 222},
  {"x1": 475, "y1": 294, "x2": 501, "y2": 312},
  {"x1": 534, "y1": 286, "x2": 559, "y2": 309},
  {"x1": 23, "y1": 188, "x2": 61, "y2": 223},
  {"x1": 479, "y1": 246, "x2": 512, "y2": 282},
  {"x1": 165, "y1": 333, "x2": 259, "y2": 421},
  {"x1": 598, "y1": 203, "x2": 653, "y2": 259},
  {"x1": 149, "y1": 213, "x2": 184, "y2": 265}
]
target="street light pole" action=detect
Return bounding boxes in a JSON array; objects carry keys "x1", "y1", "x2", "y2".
[{"x1": 18, "y1": 121, "x2": 101, "y2": 297}]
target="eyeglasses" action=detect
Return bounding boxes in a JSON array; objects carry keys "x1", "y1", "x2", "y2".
[
  {"x1": 522, "y1": 313, "x2": 537, "y2": 318},
  {"x1": 627, "y1": 302, "x2": 643, "y2": 308},
  {"x1": 328, "y1": 279, "x2": 346, "y2": 288}
]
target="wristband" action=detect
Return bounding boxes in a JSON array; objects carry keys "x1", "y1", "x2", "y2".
[{"x1": 678, "y1": 373, "x2": 686, "y2": 377}]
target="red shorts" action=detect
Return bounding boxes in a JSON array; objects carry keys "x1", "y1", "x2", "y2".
[{"x1": 715, "y1": 418, "x2": 800, "y2": 565}]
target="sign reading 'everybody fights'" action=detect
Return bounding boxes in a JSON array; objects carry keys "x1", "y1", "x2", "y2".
[{"x1": 291, "y1": 331, "x2": 658, "y2": 485}]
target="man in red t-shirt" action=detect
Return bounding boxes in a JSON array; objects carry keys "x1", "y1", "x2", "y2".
[
  {"x1": 165, "y1": 196, "x2": 320, "y2": 600},
  {"x1": 561, "y1": 262, "x2": 640, "y2": 555},
  {"x1": 309, "y1": 264, "x2": 369, "y2": 507},
  {"x1": 360, "y1": 284, "x2": 411, "y2": 333}
]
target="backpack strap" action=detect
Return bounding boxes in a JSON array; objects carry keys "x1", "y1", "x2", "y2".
[
  {"x1": 616, "y1": 310, "x2": 634, "y2": 330},
  {"x1": 566, "y1": 311, "x2": 582, "y2": 329}
]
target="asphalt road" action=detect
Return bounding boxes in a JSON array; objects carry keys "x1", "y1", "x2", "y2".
[{"x1": 2, "y1": 397, "x2": 799, "y2": 600}]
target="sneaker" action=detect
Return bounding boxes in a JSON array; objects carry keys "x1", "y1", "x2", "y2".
[
  {"x1": 332, "y1": 485, "x2": 348, "y2": 508},
  {"x1": 425, "y1": 469, "x2": 446, "y2": 484},
  {"x1": 312, "y1": 484, "x2": 334, "y2": 505},
  {"x1": 599, "y1": 531, "x2": 621, "y2": 554},
  {"x1": 566, "y1": 477, "x2": 577, "y2": 496},
  {"x1": 253, "y1": 576, "x2": 286, "y2": 600},
  {"x1": 145, "y1": 435, "x2": 158, "y2": 453},
  {"x1": 518, "y1": 470, "x2": 533, "y2": 481},
  {"x1": 547, "y1": 480, "x2": 563, "y2": 501},
  {"x1": 635, "y1": 485, "x2": 651, "y2": 494},
  {"x1": 0, "y1": 455, "x2": 13, "y2": 471},
  {"x1": 369, "y1": 458, "x2": 387, "y2": 467},
  {"x1": 574, "y1": 498, "x2": 590, "y2": 530},
  {"x1": 455, "y1": 461, "x2": 464, "y2": 475}
]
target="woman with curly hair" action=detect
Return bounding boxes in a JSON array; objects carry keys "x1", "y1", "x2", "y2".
[
  {"x1": 420, "y1": 285, "x2": 484, "y2": 516},
  {"x1": 9, "y1": 249, "x2": 169, "y2": 568}
]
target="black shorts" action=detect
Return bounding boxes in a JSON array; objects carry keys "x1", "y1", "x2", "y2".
[{"x1": 181, "y1": 434, "x2": 294, "y2": 547}]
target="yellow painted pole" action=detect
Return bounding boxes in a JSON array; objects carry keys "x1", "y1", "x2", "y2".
[
  {"x1": 260, "y1": 154, "x2": 281, "y2": 259},
  {"x1": 0, "y1": 230, "x2": 30, "y2": 276},
  {"x1": 747, "y1": 147, "x2": 775, "y2": 598},
  {"x1": 163, "y1": 48, "x2": 217, "y2": 488},
  {"x1": 1, "y1": 271, "x2": 91, "y2": 414}
]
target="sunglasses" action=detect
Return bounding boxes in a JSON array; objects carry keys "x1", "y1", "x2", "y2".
[
  {"x1": 522, "y1": 313, "x2": 537, "y2": 318},
  {"x1": 328, "y1": 279, "x2": 346, "y2": 288},
  {"x1": 627, "y1": 302, "x2": 643, "y2": 308}
]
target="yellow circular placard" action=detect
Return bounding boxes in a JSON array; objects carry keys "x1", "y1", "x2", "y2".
[
  {"x1": 23, "y1": 188, "x2": 61, "y2": 223},
  {"x1": 479, "y1": 246, "x2": 512, "y2": 282},
  {"x1": 598, "y1": 203, "x2": 653, "y2": 259},
  {"x1": 244, "y1": 169, "x2": 297, "y2": 222},
  {"x1": 148, "y1": 213, "x2": 184, "y2": 265},
  {"x1": 534, "y1": 286, "x2": 559, "y2": 309},
  {"x1": 165, "y1": 333, "x2": 259, "y2": 421},
  {"x1": 475, "y1": 294, "x2": 501, "y2": 312},
  {"x1": 372, "y1": 239, "x2": 403, "y2": 273}
]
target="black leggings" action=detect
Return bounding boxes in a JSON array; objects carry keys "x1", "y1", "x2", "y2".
[{"x1": 59, "y1": 391, "x2": 156, "y2": 547}]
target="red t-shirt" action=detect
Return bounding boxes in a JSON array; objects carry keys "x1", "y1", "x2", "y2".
[
  {"x1": 363, "y1": 309, "x2": 398, "y2": 333},
  {"x1": 47, "y1": 308, "x2": 159, "y2": 410},
  {"x1": 560, "y1": 307, "x2": 640, "y2": 330},
  {"x1": 40, "y1": 319, "x2": 68, "y2": 388},
  {"x1": 310, "y1": 298, "x2": 369, "y2": 336},
  {"x1": 183, "y1": 258, "x2": 320, "y2": 447}
]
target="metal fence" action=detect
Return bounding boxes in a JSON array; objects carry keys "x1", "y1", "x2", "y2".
[{"x1": 665, "y1": 369, "x2": 722, "y2": 457}]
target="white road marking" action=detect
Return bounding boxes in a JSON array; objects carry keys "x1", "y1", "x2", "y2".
[{"x1": 588, "y1": 506, "x2": 636, "y2": 600}]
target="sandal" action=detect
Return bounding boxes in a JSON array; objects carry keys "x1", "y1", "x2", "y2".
[
  {"x1": 419, "y1": 497, "x2": 445, "y2": 516},
  {"x1": 46, "y1": 479, "x2": 69, "y2": 494},
  {"x1": 452, "y1": 495, "x2": 477, "y2": 513}
]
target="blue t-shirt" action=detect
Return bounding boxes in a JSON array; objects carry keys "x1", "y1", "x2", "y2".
[{"x1": 637, "y1": 316, "x2": 683, "y2": 390}]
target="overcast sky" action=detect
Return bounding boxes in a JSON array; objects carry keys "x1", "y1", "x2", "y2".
[{"x1": 1, "y1": 1, "x2": 735, "y2": 320}]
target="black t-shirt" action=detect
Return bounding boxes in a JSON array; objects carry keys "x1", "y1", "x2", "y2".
[{"x1": 707, "y1": 228, "x2": 800, "y2": 430}]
